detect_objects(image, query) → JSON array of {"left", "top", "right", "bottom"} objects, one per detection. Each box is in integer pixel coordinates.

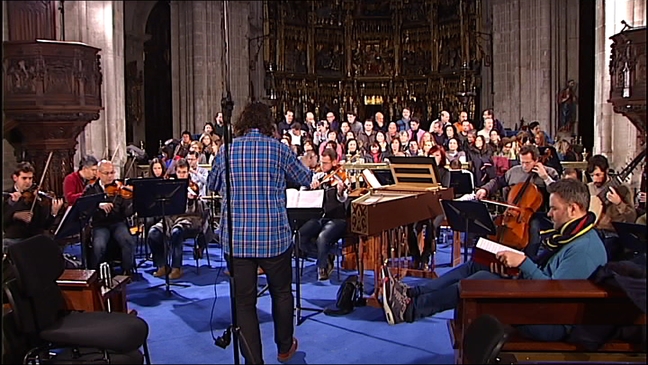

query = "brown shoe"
[
  {"left": 277, "top": 337, "right": 298, "bottom": 363},
  {"left": 169, "top": 268, "right": 183, "bottom": 280},
  {"left": 153, "top": 266, "right": 169, "bottom": 277}
]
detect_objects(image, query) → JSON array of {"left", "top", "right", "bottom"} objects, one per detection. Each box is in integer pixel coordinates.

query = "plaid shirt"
[{"left": 208, "top": 129, "right": 313, "bottom": 258}]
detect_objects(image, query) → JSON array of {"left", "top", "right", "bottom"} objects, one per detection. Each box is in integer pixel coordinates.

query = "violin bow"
[{"left": 30, "top": 151, "right": 54, "bottom": 214}]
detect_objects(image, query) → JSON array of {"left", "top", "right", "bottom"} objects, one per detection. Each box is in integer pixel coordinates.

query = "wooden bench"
[{"left": 450, "top": 280, "right": 646, "bottom": 364}]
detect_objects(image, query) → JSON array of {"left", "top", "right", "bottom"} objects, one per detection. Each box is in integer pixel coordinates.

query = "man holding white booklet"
[{"left": 381, "top": 179, "right": 607, "bottom": 342}]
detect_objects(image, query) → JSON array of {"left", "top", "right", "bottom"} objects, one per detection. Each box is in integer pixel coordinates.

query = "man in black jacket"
[
  {"left": 298, "top": 148, "right": 349, "bottom": 281},
  {"left": 3, "top": 162, "right": 64, "bottom": 253},
  {"left": 83, "top": 160, "right": 135, "bottom": 273}
]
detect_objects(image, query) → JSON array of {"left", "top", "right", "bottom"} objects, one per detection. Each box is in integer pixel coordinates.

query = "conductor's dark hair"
[{"left": 234, "top": 102, "right": 275, "bottom": 138}]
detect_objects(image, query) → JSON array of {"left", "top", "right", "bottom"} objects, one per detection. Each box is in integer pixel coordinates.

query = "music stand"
[
  {"left": 54, "top": 193, "right": 104, "bottom": 269},
  {"left": 441, "top": 200, "right": 496, "bottom": 263},
  {"left": 286, "top": 188, "right": 325, "bottom": 325},
  {"left": 449, "top": 171, "right": 474, "bottom": 195},
  {"left": 612, "top": 222, "right": 647, "bottom": 254},
  {"left": 289, "top": 208, "right": 325, "bottom": 325},
  {"left": 131, "top": 178, "right": 190, "bottom": 296}
]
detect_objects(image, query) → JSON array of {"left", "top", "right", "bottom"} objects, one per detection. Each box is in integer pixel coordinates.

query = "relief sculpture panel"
[{"left": 265, "top": 0, "right": 482, "bottom": 122}]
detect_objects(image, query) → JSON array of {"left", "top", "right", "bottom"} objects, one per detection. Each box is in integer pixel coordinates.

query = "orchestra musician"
[
  {"left": 474, "top": 145, "right": 560, "bottom": 259},
  {"left": 381, "top": 179, "right": 606, "bottom": 344},
  {"left": 63, "top": 155, "right": 99, "bottom": 205},
  {"left": 185, "top": 151, "right": 209, "bottom": 196},
  {"left": 2, "top": 162, "right": 64, "bottom": 253},
  {"left": 147, "top": 158, "right": 204, "bottom": 280},
  {"left": 586, "top": 154, "right": 636, "bottom": 260},
  {"left": 298, "top": 148, "right": 349, "bottom": 281},
  {"left": 407, "top": 146, "right": 451, "bottom": 270},
  {"left": 83, "top": 160, "right": 136, "bottom": 275}
]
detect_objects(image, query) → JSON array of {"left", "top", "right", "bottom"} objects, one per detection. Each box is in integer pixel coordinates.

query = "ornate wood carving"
[
  {"left": 609, "top": 26, "right": 646, "bottom": 140},
  {"left": 6, "top": 1, "right": 57, "bottom": 41},
  {"left": 609, "top": 26, "right": 646, "bottom": 195},
  {"left": 264, "top": 0, "right": 482, "bottom": 123},
  {"left": 3, "top": 41, "right": 103, "bottom": 195}
]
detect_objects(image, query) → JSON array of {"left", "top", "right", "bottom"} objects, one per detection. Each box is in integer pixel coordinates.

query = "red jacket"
[{"left": 63, "top": 171, "right": 86, "bottom": 206}]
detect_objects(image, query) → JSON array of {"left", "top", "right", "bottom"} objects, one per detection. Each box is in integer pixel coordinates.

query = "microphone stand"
[{"left": 213, "top": 2, "right": 254, "bottom": 364}]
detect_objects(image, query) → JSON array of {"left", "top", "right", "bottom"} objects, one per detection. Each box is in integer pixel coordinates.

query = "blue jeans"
[
  {"left": 410, "top": 260, "right": 499, "bottom": 319},
  {"left": 92, "top": 222, "right": 135, "bottom": 271},
  {"left": 298, "top": 218, "right": 347, "bottom": 269},
  {"left": 148, "top": 226, "right": 184, "bottom": 269}
]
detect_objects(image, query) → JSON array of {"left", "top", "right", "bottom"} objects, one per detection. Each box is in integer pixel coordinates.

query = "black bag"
[{"left": 323, "top": 275, "right": 365, "bottom": 316}]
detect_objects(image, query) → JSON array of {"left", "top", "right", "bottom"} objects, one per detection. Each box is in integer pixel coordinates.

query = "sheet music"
[
  {"left": 54, "top": 205, "right": 74, "bottom": 236},
  {"left": 362, "top": 169, "right": 382, "bottom": 189},
  {"left": 456, "top": 193, "right": 477, "bottom": 201},
  {"left": 476, "top": 237, "right": 524, "bottom": 255},
  {"left": 286, "top": 188, "right": 324, "bottom": 209}
]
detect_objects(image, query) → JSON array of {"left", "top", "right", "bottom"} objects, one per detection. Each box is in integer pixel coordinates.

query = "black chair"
[
  {"left": 463, "top": 314, "right": 511, "bottom": 364},
  {"left": 4, "top": 235, "right": 152, "bottom": 364}
]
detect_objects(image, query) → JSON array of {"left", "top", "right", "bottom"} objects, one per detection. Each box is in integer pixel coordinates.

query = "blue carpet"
[{"left": 66, "top": 238, "right": 464, "bottom": 364}]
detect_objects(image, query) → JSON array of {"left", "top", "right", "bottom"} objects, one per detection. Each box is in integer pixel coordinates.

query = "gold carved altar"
[{"left": 263, "top": 0, "right": 485, "bottom": 123}]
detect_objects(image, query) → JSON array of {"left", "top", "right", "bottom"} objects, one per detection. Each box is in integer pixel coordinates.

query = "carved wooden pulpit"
[
  {"left": 608, "top": 26, "right": 647, "bottom": 191},
  {"left": 3, "top": 40, "right": 103, "bottom": 195},
  {"left": 2, "top": 1, "right": 103, "bottom": 195}
]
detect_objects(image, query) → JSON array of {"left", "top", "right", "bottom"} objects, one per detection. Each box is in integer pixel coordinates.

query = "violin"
[
  {"left": 188, "top": 179, "right": 200, "bottom": 197},
  {"left": 4, "top": 186, "right": 58, "bottom": 205},
  {"left": 487, "top": 160, "right": 545, "bottom": 250},
  {"left": 318, "top": 165, "right": 348, "bottom": 189},
  {"left": 104, "top": 181, "right": 134, "bottom": 200}
]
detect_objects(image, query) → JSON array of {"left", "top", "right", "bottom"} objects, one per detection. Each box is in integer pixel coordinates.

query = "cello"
[{"left": 486, "top": 155, "right": 549, "bottom": 250}]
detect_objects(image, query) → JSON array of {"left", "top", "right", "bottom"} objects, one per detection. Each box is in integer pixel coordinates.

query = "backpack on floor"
[{"left": 323, "top": 275, "right": 365, "bottom": 316}]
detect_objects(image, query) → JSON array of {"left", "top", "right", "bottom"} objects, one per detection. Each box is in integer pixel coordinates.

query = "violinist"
[
  {"left": 586, "top": 155, "right": 636, "bottom": 260},
  {"left": 148, "top": 158, "right": 204, "bottom": 280},
  {"left": 186, "top": 151, "right": 208, "bottom": 196},
  {"left": 63, "top": 156, "right": 99, "bottom": 206},
  {"left": 3, "top": 162, "right": 64, "bottom": 252},
  {"left": 298, "top": 148, "right": 349, "bottom": 281},
  {"left": 83, "top": 160, "right": 136, "bottom": 275},
  {"left": 149, "top": 157, "right": 167, "bottom": 178},
  {"left": 474, "top": 145, "right": 560, "bottom": 258}
]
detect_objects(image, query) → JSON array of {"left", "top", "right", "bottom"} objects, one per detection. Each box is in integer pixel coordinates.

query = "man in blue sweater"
[{"left": 382, "top": 178, "right": 607, "bottom": 342}]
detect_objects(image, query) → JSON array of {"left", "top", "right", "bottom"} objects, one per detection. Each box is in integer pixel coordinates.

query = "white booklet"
[
  {"left": 286, "top": 188, "right": 324, "bottom": 209},
  {"left": 476, "top": 237, "right": 524, "bottom": 255}
]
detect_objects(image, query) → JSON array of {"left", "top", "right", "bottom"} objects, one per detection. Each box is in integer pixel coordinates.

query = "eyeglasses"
[{"left": 101, "top": 171, "right": 116, "bottom": 175}]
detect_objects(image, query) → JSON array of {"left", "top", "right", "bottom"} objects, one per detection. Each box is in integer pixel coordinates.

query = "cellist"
[{"left": 474, "top": 145, "right": 560, "bottom": 259}]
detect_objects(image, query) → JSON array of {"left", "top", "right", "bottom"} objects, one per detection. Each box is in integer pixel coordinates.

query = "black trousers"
[{"left": 227, "top": 247, "right": 294, "bottom": 364}]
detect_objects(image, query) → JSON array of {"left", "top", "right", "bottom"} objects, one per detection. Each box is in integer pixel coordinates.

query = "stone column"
[
  {"left": 594, "top": 0, "right": 645, "bottom": 174},
  {"left": 490, "top": 0, "right": 579, "bottom": 133},
  {"left": 228, "top": 2, "right": 252, "bottom": 118},
  {"left": 171, "top": 1, "right": 225, "bottom": 137},
  {"left": 64, "top": 0, "right": 127, "bottom": 177}
]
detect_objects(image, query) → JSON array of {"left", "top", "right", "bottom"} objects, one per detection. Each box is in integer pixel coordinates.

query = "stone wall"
[
  {"left": 63, "top": 0, "right": 127, "bottom": 177},
  {"left": 488, "top": 0, "right": 579, "bottom": 134}
]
